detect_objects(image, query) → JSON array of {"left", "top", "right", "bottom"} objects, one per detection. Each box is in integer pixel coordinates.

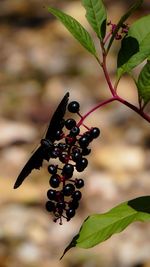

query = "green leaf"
[
  {"left": 128, "top": 14, "right": 150, "bottom": 43},
  {"left": 82, "top": 0, "right": 107, "bottom": 40},
  {"left": 61, "top": 196, "right": 150, "bottom": 258},
  {"left": 118, "top": 32, "right": 150, "bottom": 77},
  {"left": 117, "top": 14, "right": 150, "bottom": 77},
  {"left": 107, "top": 0, "right": 143, "bottom": 53},
  {"left": 138, "top": 60, "right": 150, "bottom": 106},
  {"left": 48, "top": 7, "right": 97, "bottom": 58}
]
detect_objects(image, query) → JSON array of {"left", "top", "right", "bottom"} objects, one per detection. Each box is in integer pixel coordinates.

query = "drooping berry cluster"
[{"left": 45, "top": 100, "right": 100, "bottom": 224}]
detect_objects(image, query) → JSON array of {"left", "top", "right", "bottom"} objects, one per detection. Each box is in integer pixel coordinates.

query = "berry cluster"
[{"left": 45, "top": 100, "right": 100, "bottom": 224}]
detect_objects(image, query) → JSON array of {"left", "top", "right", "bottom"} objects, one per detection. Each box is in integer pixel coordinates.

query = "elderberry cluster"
[{"left": 45, "top": 100, "right": 100, "bottom": 224}]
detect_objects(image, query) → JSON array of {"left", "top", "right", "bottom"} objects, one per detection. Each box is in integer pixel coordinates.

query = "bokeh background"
[{"left": 0, "top": 0, "right": 150, "bottom": 267}]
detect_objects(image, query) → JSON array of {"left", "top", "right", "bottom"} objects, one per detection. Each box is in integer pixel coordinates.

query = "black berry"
[
  {"left": 45, "top": 201, "right": 55, "bottom": 212},
  {"left": 47, "top": 189, "right": 56, "bottom": 200},
  {"left": 82, "top": 147, "right": 91, "bottom": 156},
  {"left": 90, "top": 127, "right": 100, "bottom": 138},
  {"left": 76, "top": 158, "right": 88, "bottom": 172},
  {"left": 55, "top": 130, "right": 63, "bottom": 140},
  {"left": 72, "top": 151, "right": 82, "bottom": 162},
  {"left": 62, "top": 164, "right": 74, "bottom": 178},
  {"left": 68, "top": 101, "right": 80, "bottom": 113},
  {"left": 49, "top": 174, "right": 60, "bottom": 188},
  {"left": 56, "top": 201, "right": 66, "bottom": 210},
  {"left": 59, "top": 153, "right": 69, "bottom": 163},
  {"left": 65, "top": 118, "right": 76, "bottom": 130},
  {"left": 66, "top": 208, "right": 75, "bottom": 219},
  {"left": 63, "top": 183, "right": 75, "bottom": 196},
  {"left": 72, "top": 190, "right": 82, "bottom": 201},
  {"left": 75, "top": 178, "right": 84, "bottom": 189},
  {"left": 48, "top": 164, "right": 58, "bottom": 174},
  {"left": 70, "top": 126, "right": 80, "bottom": 136},
  {"left": 68, "top": 200, "right": 79, "bottom": 209},
  {"left": 78, "top": 136, "right": 90, "bottom": 148}
]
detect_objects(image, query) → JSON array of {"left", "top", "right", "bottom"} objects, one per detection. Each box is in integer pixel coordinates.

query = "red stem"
[{"left": 77, "top": 97, "right": 117, "bottom": 127}]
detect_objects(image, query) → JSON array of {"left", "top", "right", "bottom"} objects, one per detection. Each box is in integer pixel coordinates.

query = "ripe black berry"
[
  {"left": 78, "top": 136, "right": 90, "bottom": 148},
  {"left": 72, "top": 190, "right": 82, "bottom": 201},
  {"left": 56, "top": 201, "right": 66, "bottom": 210},
  {"left": 70, "top": 126, "right": 80, "bottom": 136},
  {"left": 68, "top": 101, "right": 80, "bottom": 113},
  {"left": 47, "top": 189, "right": 56, "bottom": 200},
  {"left": 66, "top": 208, "right": 75, "bottom": 219},
  {"left": 48, "top": 164, "right": 58, "bottom": 174},
  {"left": 63, "top": 183, "right": 75, "bottom": 196},
  {"left": 75, "top": 178, "right": 84, "bottom": 189},
  {"left": 59, "top": 153, "right": 69, "bottom": 163},
  {"left": 65, "top": 118, "right": 76, "bottom": 130},
  {"left": 49, "top": 174, "right": 60, "bottom": 188},
  {"left": 55, "top": 130, "right": 63, "bottom": 140},
  {"left": 68, "top": 200, "right": 79, "bottom": 209},
  {"left": 72, "top": 151, "right": 82, "bottom": 162},
  {"left": 45, "top": 201, "right": 55, "bottom": 212},
  {"left": 90, "top": 127, "right": 100, "bottom": 138},
  {"left": 82, "top": 147, "right": 91, "bottom": 156},
  {"left": 62, "top": 164, "right": 74, "bottom": 178},
  {"left": 76, "top": 157, "right": 88, "bottom": 172}
]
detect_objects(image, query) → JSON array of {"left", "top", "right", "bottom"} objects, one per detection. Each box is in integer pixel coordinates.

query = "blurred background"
[{"left": 0, "top": 0, "right": 150, "bottom": 266}]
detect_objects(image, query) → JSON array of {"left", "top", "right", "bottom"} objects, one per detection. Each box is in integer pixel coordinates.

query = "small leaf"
[
  {"left": 48, "top": 7, "right": 97, "bottom": 58},
  {"left": 138, "top": 60, "right": 150, "bottom": 106},
  {"left": 82, "top": 0, "right": 107, "bottom": 40},
  {"left": 117, "top": 14, "right": 150, "bottom": 77},
  {"left": 62, "top": 196, "right": 150, "bottom": 258},
  {"left": 107, "top": 0, "right": 143, "bottom": 53}
]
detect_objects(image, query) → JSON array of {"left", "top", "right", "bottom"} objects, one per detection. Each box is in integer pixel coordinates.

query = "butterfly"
[{"left": 14, "top": 92, "right": 69, "bottom": 189}]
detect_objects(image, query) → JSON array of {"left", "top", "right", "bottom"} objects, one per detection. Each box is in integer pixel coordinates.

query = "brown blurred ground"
[{"left": 0, "top": 1, "right": 150, "bottom": 267}]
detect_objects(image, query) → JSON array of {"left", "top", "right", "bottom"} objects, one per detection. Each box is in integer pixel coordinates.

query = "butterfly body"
[{"left": 14, "top": 92, "right": 69, "bottom": 189}]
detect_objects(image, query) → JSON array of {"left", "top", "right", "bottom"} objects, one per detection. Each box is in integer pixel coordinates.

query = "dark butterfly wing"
[
  {"left": 14, "top": 92, "right": 69, "bottom": 189},
  {"left": 14, "top": 146, "right": 45, "bottom": 189},
  {"left": 45, "top": 92, "right": 69, "bottom": 142}
]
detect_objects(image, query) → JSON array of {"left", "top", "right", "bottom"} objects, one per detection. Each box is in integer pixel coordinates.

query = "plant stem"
[{"left": 77, "top": 97, "right": 117, "bottom": 127}]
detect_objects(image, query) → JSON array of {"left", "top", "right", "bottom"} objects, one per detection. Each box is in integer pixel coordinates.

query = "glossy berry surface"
[
  {"left": 49, "top": 174, "right": 60, "bottom": 188},
  {"left": 65, "top": 118, "right": 76, "bottom": 130},
  {"left": 47, "top": 189, "right": 56, "bottom": 200},
  {"left": 75, "top": 179, "right": 84, "bottom": 189},
  {"left": 78, "top": 136, "right": 90, "bottom": 148},
  {"left": 90, "top": 127, "right": 100, "bottom": 138},
  {"left": 76, "top": 158, "right": 88, "bottom": 172},
  {"left": 70, "top": 126, "right": 80, "bottom": 136},
  {"left": 82, "top": 147, "right": 91, "bottom": 156},
  {"left": 59, "top": 153, "right": 69, "bottom": 163},
  {"left": 72, "top": 190, "right": 82, "bottom": 201},
  {"left": 68, "top": 200, "right": 79, "bottom": 209},
  {"left": 48, "top": 164, "right": 57, "bottom": 174},
  {"left": 45, "top": 201, "right": 55, "bottom": 212},
  {"left": 62, "top": 164, "right": 74, "bottom": 177},
  {"left": 66, "top": 208, "right": 75, "bottom": 219},
  {"left": 72, "top": 151, "right": 82, "bottom": 162},
  {"left": 63, "top": 183, "right": 75, "bottom": 196},
  {"left": 68, "top": 101, "right": 80, "bottom": 113}
]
